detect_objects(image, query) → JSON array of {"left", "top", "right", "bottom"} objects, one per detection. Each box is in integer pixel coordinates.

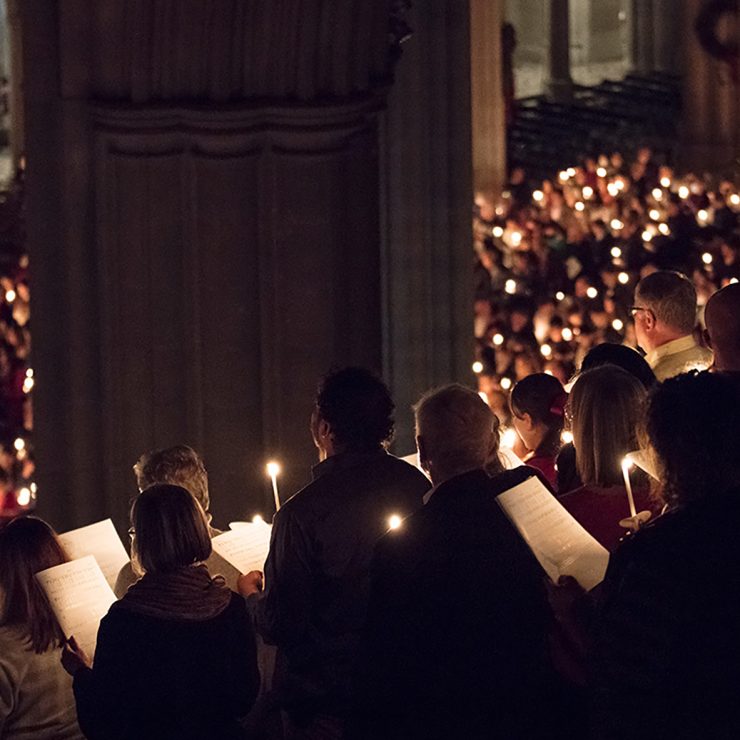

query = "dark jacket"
[
  {"left": 255, "top": 450, "right": 429, "bottom": 722},
  {"left": 592, "top": 486, "right": 740, "bottom": 738},
  {"left": 352, "top": 467, "right": 563, "bottom": 740},
  {"left": 73, "top": 592, "right": 259, "bottom": 740}
]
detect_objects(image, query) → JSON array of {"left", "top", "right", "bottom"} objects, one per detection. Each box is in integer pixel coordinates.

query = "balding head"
[
  {"left": 414, "top": 384, "right": 499, "bottom": 485},
  {"left": 706, "top": 283, "right": 740, "bottom": 372}
]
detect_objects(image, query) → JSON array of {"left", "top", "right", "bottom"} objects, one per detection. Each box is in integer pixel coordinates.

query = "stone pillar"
[
  {"left": 20, "top": 0, "right": 406, "bottom": 532},
  {"left": 546, "top": 0, "right": 573, "bottom": 101},
  {"left": 470, "top": 0, "right": 507, "bottom": 197},
  {"left": 380, "top": 0, "right": 474, "bottom": 455},
  {"left": 630, "top": 0, "right": 655, "bottom": 73},
  {"left": 679, "top": 0, "right": 739, "bottom": 171}
]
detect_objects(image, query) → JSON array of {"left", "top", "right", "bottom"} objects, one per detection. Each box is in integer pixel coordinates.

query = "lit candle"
[
  {"left": 388, "top": 514, "right": 402, "bottom": 531},
  {"left": 621, "top": 458, "right": 637, "bottom": 518},
  {"left": 266, "top": 461, "right": 281, "bottom": 512}
]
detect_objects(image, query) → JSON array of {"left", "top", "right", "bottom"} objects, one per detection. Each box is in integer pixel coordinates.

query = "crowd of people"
[
  {"left": 473, "top": 147, "right": 739, "bottom": 424},
  {"left": 0, "top": 170, "right": 34, "bottom": 521},
  {"left": 1, "top": 322, "right": 740, "bottom": 738},
  {"left": 0, "top": 147, "right": 739, "bottom": 738}
]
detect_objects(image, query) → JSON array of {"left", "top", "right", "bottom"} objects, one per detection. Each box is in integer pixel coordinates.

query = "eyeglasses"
[{"left": 630, "top": 305, "right": 651, "bottom": 317}]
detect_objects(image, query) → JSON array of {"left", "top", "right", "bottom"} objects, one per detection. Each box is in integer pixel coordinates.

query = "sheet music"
[
  {"left": 211, "top": 522, "right": 272, "bottom": 575},
  {"left": 497, "top": 475, "right": 609, "bottom": 591},
  {"left": 35, "top": 556, "right": 116, "bottom": 660},
  {"left": 58, "top": 519, "right": 130, "bottom": 590}
]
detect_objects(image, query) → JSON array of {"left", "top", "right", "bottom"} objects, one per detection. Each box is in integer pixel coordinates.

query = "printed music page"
[
  {"left": 58, "top": 519, "right": 130, "bottom": 590},
  {"left": 35, "top": 556, "right": 116, "bottom": 660},
  {"left": 497, "top": 475, "right": 609, "bottom": 591},
  {"left": 212, "top": 522, "right": 272, "bottom": 575}
]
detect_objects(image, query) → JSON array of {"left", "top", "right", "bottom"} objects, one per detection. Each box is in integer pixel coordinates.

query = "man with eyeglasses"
[{"left": 631, "top": 270, "right": 712, "bottom": 381}]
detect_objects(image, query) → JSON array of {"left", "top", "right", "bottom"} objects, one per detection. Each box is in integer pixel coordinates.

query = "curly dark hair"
[
  {"left": 647, "top": 371, "right": 740, "bottom": 507},
  {"left": 315, "top": 367, "right": 394, "bottom": 450}
]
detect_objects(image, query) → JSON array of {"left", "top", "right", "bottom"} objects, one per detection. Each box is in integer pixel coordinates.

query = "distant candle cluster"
[{"left": 473, "top": 147, "right": 738, "bottom": 427}]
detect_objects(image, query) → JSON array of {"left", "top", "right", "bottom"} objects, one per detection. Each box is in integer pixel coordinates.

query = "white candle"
[
  {"left": 621, "top": 458, "right": 637, "bottom": 518},
  {"left": 266, "top": 461, "right": 281, "bottom": 512}
]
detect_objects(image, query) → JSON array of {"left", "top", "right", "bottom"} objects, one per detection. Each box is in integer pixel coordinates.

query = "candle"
[
  {"left": 621, "top": 457, "right": 637, "bottom": 518},
  {"left": 388, "top": 514, "right": 402, "bottom": 531},
  {"left": 266, "top": 461, "right": 281, "bottom": 512}
]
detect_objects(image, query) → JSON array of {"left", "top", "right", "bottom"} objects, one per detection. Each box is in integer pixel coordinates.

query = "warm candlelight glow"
[
  {"left": 730, "top": 194, "right": 740, "bottom": 207},
  {"left": 678, "top": 185, "right": 690, "bottom": 199},
  {"left": 500, "top": 377, "right": 512, "bottom": 391},
  {"left": 575, "top": 201, "right": 585, "bottom": 212},
  {"left": 492, "top": 225, "right": 504, "bottom": 238},
  {"left": 612, "top": 318, "right": 624, "bottom": 331},
  {"left": 702, "top": 252, "right": 713, "bottom": 265},
  {"left": 532, "top": 189, "right": 544, "bottom": 202},
  {"left": 17, "top": 487, "right": 31, "bottom": 507},
  {"left": 561, "top": 430, "right": 574, "bottom": 444},
  {"left": 505, "top": 279, "right": 517, "bottom": 295},
  {"left": 562, "top": 327, "right": 573, "bottom": 341},
  {"left": 610, "top": 218, "right": 623, "bottom": 231},
  {"left": 13, "top": 438, "right": 24, "bottom": 452},
  {"left": 252, "top": 514, "right": 264, "bottom": 525},
  {"left": 658, "top": 223, "right": 670, "bottom": 236},
  {"left": 586, "top": 287, "right": 598, "bottom": 299},
  {"left": 642, "top": 230, "right": 653, "bottom": 242},
  {"left": 621, "top": 457, "right": 637, "bottom": 518},
  {"left": 651, "top": 188, "right": 663, "bottom": 200},
  {"left": 266, "top": 461, "right": 281, "bottom": 478},
  {"left": 540, "top": 343, "right": 552, "bottom": 357},
  {"left": 649, "top": 209, "right": 661, "bottom": 221},
  {"left": 555, "top": 291, "right": 565, "bottom": 301},
  {"left": 501, "top": 428, "right": 518, "bottom": 449},
  {"left": 610, "top": 246, "right": 622, "bottom": 258},
  {"left": 697, "top": 209, "right": 709, "bottom": 223},
  {"left": 5, "top": 289, "right": 16, "bottom": 302},
  {"left": 660, "top": 176, "right": 671, "bottom": 188},
  {"left": 596, "top": 167, "right": 607, "bottom": 178},
  {"left": 388, "top": 514, "right": 402, "bottom": 530},
  {"left": 510, "top": 231, "right": 522, "bottom": 247},
  {"left": 582, "top": 186, "right": 593, "bottom": 199},
  {"left": 618, "top": 272, "right": 630, "bottom": 285},
  {"left": 493, "top": 333, "right": 504, "bottom": 346}
]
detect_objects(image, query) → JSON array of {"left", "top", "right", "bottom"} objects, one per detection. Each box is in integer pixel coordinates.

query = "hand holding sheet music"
[
  {"left": 35, "top": 555, "right": 116, "bottom": 660},
  {"left": 496, "top": 475, "right": 609, "bottom": 591}
]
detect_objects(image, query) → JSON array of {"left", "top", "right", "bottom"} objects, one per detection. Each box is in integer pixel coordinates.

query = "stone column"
[
  {"left": 470, "top": 0, "right": 507, "bottom": 198},
  {"left": 630, "top": 0, "right": 655, "bottom": 73},
  {"left": 679, "top": 0, "right": 739, "bottom": 171},
  {"left": 546, "top": 0, "right": 573, "bottom": 101},
  {"left": 380, "top": 0, "right": 474, "bottom": 455},
  {"left": 20, "top": 0, "right": 407, "bottom": 532}
]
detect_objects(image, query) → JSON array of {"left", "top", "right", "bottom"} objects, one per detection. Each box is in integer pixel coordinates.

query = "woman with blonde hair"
[
  {"left": 558, "top": 365, "right": 659, "bottom": 550},
  {"left": 0, "top": 517, "right": 83, "bottom": 739},
  {"left": 63, "top": 484, "right": 259, "bottom": 739}
]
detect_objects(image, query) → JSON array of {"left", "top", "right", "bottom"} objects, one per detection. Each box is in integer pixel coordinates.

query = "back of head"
[
  {"left": 570, "top": 366, "right": 646, "bottom": 486},
  {"left": 579, "top": 343, "right": 657, "bottom": 389},
  {"left": 510, "top": 373, "right": 566, "bottom": 455},
  {"left": 414, "top": 384, "right": 499, "bottom": 482},
  {"left": 131, "top": 484, "right": 212, "bottom": 575},
  {"left": 705, "top": 283, "right": 740, "bottom": 372},
  {"left": 647, "top": 371, "right": 740, "bottom": 507},
  {"left": 315, "top": 367, "right": 394, "bottom": 451},
  {"left": 0, "top": 517, "right": 66, "bottom": 652},
  {"left": 134, "top": 445, "right": 209, "bottom": 514},
  {"left": 635, "top": 270, "right": 697, "bottom": 335}
]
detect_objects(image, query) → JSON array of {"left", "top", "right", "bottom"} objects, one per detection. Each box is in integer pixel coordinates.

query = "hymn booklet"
[
  {"left": 35, "top": 555, "right": 116, "bottom": 660},
  {"left": 497, "top": 475, "right": 609, "bottom": 591},
  {"left": 211, "top": 519, "right": 272, "bottom": 575}
]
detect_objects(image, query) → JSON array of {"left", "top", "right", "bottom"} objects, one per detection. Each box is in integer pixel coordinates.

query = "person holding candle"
[
  {"left": 63, "top": 484, "right": 259, "bottom": 740},
  {"left": 0, "top": 517, "right": 83, "bottom": 739},
  {"left": 240, "top": 367, "right": 429, "bottom": 740},
  {"left": 509, "top": 373, "right": 567, "bottom": 491},
  {"left": 592, "top": 371, "right": 740, "bottom": 737},
  {"left": 632, "top": 270, "right": 712, "bottom": 381},
  {"left": 558, "top": 365, "right": 659, "bottom": 551},
  {"left": 352, "top": 384, "right": 566, "bottom": 740}
]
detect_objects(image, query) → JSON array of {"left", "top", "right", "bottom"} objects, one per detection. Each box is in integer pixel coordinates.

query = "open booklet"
[
  {"left": 497, "top": 475, "right": 610, "bottom": 591},
  {"left": 35, "top": 555, "right": 116, "bottom": 660},
  {"left": 211, "top": 519, "right": 272, "bottom": 575},
  {"left": 58, "top": 519, "right": 130, "bottom": 590}
]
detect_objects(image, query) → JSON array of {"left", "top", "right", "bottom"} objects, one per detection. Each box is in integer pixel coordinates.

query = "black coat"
[
  {"left": 592, "top": 486, "right": 740, "bottom": 739},
  {"left": 255, "top": 450, "right": 429, "bottom": 722},
  {"left": 73, "top": 592, "right": 259, "bottom": 740},
  {"left": 352, "top": 467, "right": 564, "bottom": 740}
]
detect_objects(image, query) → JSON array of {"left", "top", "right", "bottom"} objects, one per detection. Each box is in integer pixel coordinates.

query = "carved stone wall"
[{"left": 20, "top": 1, "right": 397, "bottom": 531}]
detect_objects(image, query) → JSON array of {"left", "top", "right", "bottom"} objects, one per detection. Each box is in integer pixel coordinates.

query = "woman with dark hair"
[
  {"left": 62, "top": 485, "right": 259, "bottom": 740},
  {"left": 558, "top": 366, "right": 659, "bottom": 551},
  {"left": 593, "top": 371, "right": 740, "bottom": 737},
  {"left": 0, "top": 517, "right": 83, "bottom": 739},
  {"left": 510, "top": 373, "right": 567, "bottom": 490}
]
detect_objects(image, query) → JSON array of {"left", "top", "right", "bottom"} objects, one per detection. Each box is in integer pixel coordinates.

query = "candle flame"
[{"left": 266, "top": 461, "right": 281, "bottom": 478}]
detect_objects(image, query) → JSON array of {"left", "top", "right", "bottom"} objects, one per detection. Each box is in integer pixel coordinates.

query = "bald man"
[{"left": 705, "top": 282, "right": 740, "bottom": 372}]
